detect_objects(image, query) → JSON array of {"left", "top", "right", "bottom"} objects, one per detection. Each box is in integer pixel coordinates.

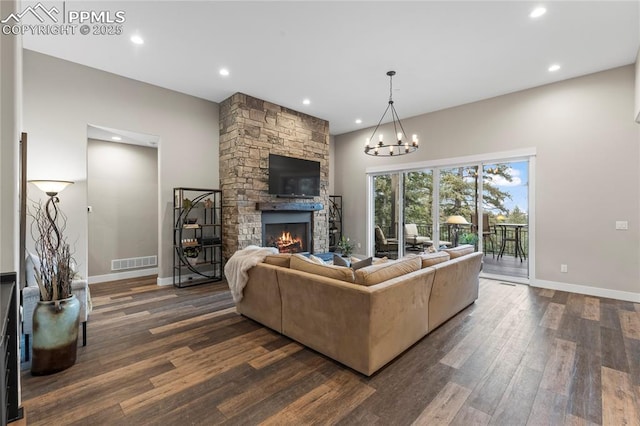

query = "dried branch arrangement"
[{"left": 30, "top": 199, "right": 74, "bottom": 302}]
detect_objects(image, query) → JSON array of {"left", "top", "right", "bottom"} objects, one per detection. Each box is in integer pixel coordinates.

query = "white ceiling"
[{"left": 21, "top": 1, "right": 640, "bottom": 136}]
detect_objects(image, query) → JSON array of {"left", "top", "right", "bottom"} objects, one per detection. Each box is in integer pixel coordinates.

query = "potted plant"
[
  {"left": 336, "top": 235, "right": 355, "bottom": 258},
  {"left": 29, "top": 195, "right": 80, "bottom": 375},
  {"left": 183, "top": 246, "right": 200, "bottom": 266},
  {"left": 459, "top": 232, "right": 479, "bottom": 246}
]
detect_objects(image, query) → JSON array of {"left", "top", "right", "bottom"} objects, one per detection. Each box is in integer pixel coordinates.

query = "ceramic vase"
[{"left": 31, "top": 295, "right": 80, "bottom": 375}]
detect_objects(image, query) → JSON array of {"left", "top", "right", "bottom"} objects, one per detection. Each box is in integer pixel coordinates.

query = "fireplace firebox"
[{"left": 261, "top": 211, "right": 313, "bottom": 254}]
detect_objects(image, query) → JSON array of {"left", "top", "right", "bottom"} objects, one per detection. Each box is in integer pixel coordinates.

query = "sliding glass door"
[
  {"left": 373, "top": 174, "right": 400, "bottom": 259},
  {"left": 368, "top": 157, "right": 531, "bottom": 281},
  {"left": 402, "top": 170, "right": 434, "bottom": 253}
]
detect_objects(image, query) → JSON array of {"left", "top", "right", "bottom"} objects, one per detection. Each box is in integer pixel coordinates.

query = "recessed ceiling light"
[
  {"left": 530, "top": 7, "right": 546, "bottom": 18},
  {"left": 302, "top": 99, "right": 311, "bottom": 105},
  {"left": 219, "top": 68, "right": 229, "bottom": 76},
  {"left": 355, "top": 119, "right": 362, "bottom": 124},
  {"left": 111, "top": 136, "right": 122, "bottom": 141},
  {"left": 130, "top": 35, "right": 144, "bottom": 45},
  {"left": 548, "top": 64, "right": 561, "bottom": 72}
]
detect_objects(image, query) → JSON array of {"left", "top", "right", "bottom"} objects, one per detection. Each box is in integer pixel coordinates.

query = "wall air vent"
[{"left": 111, "top": 255, "right": 157, "bottom": 271}]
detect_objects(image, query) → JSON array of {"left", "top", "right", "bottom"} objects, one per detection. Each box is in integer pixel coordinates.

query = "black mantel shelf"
[{"left": 256, "top": 202, "right": 324, "bottom": 211}]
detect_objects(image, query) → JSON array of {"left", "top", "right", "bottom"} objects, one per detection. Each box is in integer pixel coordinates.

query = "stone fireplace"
[{"left": 219, "top": 93, "right": 330, "bottom": 261}]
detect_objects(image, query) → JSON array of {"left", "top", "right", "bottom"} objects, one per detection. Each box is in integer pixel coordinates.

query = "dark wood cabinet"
[{"left": 0, "top": 273, "right": 22, "bottom": 425}]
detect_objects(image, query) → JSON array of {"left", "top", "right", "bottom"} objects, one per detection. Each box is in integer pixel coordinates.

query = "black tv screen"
[{"left": 268, "top": 154, "right": 320, "bottom": 197}]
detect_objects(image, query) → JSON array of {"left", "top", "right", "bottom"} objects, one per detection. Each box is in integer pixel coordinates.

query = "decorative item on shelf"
[
  {"left": 446, "top": 215, "right": 469, "bottom": 247},
  {"left": 364, "top": 71, "right": 419, "bottom": 157},
  {"left": 336, "top": 235, "right": 355, "bottom": 258},
  {"left": 183, "top": 246, "right": 200, "bottom": 266},
  {"left": 182, "top": 198, "right": 192, "bottom": 209},
  {"left": 204, "top": 198, "right": 213, "bottom": 209},
  {"left": 181, "top": 238, "right": 199, "bottom": 247},
  {"left": 183, "top": 217, "right": 199, "bottom": 228},
  {"left": 27, "top": 179, "right": 80, "bottom": 376}
]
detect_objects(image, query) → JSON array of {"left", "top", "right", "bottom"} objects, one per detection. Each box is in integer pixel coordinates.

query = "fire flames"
[{"left": 275, "top": 231, "right": 303, "bottom": 253}]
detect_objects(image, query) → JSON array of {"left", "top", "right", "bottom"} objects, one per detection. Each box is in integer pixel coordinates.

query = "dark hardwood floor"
[{"left": 20, "top": 276, "right": 640, "bottom": 425}]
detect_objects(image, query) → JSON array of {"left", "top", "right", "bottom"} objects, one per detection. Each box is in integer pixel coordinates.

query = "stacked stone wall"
[{"left": 219, "top": 93, "right": 330, "bottom": 261}]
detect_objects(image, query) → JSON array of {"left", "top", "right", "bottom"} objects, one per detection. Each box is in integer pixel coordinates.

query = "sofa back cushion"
[
  {"left": 263, "top": 253, "right": 292, "bottom": 268},
  {"left": 419, "top": 251, "right": 450, "bottom": 268},
  {"left": 354, "top": 256, "right": 421, "bottom": 286},
  {"left": 290, "top": 254, "right": 355, "bottom": 283},
  {"left": 443, "top": 244, "right": 475, "bottom": 259}
]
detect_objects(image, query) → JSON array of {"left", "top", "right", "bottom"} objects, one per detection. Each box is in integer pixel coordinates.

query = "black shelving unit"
[
  {"left": 173, "top": 188, "right": 223, "bottom": 288},
  {"left": 328, "top": 195, "right": 343, "bottom": 252}
]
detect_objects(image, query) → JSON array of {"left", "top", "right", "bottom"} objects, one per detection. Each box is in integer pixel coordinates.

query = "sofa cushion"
[
  {"left": 354, "top": 256, "right": 421, "bottom": 286},
  {"left": 290, "top": 254, "right": 354, "bottom": 283},
  {"left": 419, "top": 251, "right": 450, "bottom": 268},
  {"left": 263, "top": 253, "right": 291, "bottom": 268},
  {"left": 443, "top": 244, "right": 475, "bottom": 259}
]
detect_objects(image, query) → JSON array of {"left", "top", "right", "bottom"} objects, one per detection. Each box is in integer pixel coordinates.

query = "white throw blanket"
[{"left": 225, "top": 245, "right": 278, "bottom": 303}]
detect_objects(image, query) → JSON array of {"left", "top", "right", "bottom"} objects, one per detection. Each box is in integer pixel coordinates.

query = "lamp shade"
[
  {"left": 446, "top": 215, "right": 469, "bottom": 225},
  {"left": 29, "top": 180, "right": 74, "bottom": 196}
]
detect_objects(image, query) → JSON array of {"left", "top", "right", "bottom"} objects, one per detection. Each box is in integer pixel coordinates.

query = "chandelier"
[{"left": 364, "top": 71, "right": 419, "bottom": 156}]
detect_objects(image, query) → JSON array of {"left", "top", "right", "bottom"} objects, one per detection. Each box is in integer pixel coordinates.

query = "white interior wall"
[
  {"left": 335, "top": 65, "right": 640, "bottom": 301},
  {"left": 87, "top": 139, "right": 158, "bottom": 278},
  {"left": 23, "top": 50, "right": 219, "bottom": 282},
  {"left": 0, "top": 0, "right": 22, "bottom": 276}
]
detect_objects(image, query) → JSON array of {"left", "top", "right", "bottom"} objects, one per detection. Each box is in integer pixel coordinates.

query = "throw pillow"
[
  {"left": 333, "top": 254, "right": 350, "bottom": 267},
  {"left": 351, "top": 257, "right": 372, "bottom": 271},
  {"left": 373, "top": 256, "right": 388, "bottom": 264}
]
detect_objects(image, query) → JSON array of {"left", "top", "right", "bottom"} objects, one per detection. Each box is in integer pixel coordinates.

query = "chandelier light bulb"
[
  {"left": 389, "top": 145, "right": 393, "bottom": 155},
  {"left": 397, "top": 132, "right": 403, "bottom": 141},
  {"left": 365, "top": 138, "right": 370, "bottom": 147}
]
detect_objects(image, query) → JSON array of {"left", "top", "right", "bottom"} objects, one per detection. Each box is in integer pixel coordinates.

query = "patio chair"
[
  {"left": 404, "top": 223, "right": 431, "bottom": 250},
  {"left": 471, "top": 213, "right": 496, "bottom": 257},
  {"left": 374, "top": 226, "right": 399, "bottom": 257}
]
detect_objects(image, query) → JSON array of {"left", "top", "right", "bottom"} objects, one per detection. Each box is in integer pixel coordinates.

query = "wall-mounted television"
[{"left": 268, "top": 154, "right": 320, "bottom": 198}]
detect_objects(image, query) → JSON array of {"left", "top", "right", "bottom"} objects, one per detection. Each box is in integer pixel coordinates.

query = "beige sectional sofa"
[{"left": 236, "top": 245, "right": 483, "bottom": 376}]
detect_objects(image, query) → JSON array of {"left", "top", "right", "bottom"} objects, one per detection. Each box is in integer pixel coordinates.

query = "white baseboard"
[
  {"left": 533, "top": 279, "right": 640, "bottom": 303},
  {"left": 88, "top": 268, "right": 158, "bottom": 284},
  {"left": 156, "top": 276, "right": 173, "bottom": 286}
]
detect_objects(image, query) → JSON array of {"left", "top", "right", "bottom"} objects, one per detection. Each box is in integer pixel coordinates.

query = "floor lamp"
[{"left": 446, "top": 215, "right": 469, "bottom": 247}]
